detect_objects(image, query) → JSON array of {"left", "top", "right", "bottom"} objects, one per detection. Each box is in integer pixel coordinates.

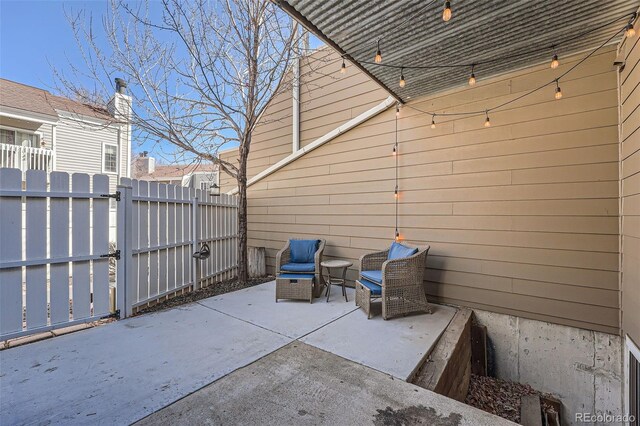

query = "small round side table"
[{"left": 321, "top": 259, "right": 353, "bottom": 302}]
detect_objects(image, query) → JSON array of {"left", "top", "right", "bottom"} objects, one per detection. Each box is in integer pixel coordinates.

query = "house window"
[
  {"left": 0, "top": 128, "right": 40, "bottom": 147},
  {"left": 103, "top": 144, "right": 118, "bottom": 173}
]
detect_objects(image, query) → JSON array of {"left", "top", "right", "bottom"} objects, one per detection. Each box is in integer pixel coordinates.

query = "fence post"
[
  {"left": 192, "top": 193, "right": 199, "bottom": 291},
  {"left": 116, "top": 182, "right": 133, "bottom": 318}
]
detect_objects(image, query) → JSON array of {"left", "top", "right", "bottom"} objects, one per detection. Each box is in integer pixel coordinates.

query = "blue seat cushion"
[
  {"left": 388, "top": 242, "right": 418, "bottom": 260},
  {"left": 280, "top": 262, "right": 316, "bottom": 272},
  {"left": 289, "top": 239, "right": 319, "bottom": 263},
  {"left": 278, "top": 273, "right": 315, "bottom": 280},
  {"left": 361, "top": 270, "right": 382, "bottom": 284},
  {"left": 359, "top": 279, "right": 382, "bottom": 296}
]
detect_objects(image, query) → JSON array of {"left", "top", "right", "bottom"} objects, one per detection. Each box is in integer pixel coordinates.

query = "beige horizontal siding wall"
[
  {"left": 218, "top": 48, "right": 387, "bottom": 192},
  {"left": 246, "top": 46, "right": 621, "bottom": 334},
  {"left": 620, "top": 19, "right": 640, "bottom": 345}
]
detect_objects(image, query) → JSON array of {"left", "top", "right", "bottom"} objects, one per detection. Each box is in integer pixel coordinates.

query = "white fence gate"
[
  {"left": 0, "top": 168, "right": 112, "bottom": 341},
  {"left": 0, "top": 168, "right": 239, "bottom": 341},
  {"left": 116, "top": 179, "right": 238, "bottom": 317}
]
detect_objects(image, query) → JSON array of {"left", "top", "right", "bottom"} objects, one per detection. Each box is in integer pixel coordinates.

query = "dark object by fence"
[{"left": 193, "top": 243, "right": 211, "bottom": 260}]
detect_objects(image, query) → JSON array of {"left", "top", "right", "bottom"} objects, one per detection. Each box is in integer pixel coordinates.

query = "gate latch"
[
  {"left": 100, "top": 249, "right": 121, "bottom": 260},
  {"left": 100, "top": 191, "right": 121, "bottom": 202}
]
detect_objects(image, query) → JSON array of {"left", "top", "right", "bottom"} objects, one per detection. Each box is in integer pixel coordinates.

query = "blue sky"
[{"left": 0, "top": 1, "right": 109, "bottom": 91}]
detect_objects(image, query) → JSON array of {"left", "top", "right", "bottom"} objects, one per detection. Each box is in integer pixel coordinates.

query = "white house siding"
[{"left": 54, "top": 117, "right": 124, "bottom": 194}]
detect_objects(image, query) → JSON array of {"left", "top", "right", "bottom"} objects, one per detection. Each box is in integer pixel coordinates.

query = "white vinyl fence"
[
  {"left": 0, "top": 168, "right": 111, "bottom": 341},
  {"left": 0, "top": 168, "right": 239, "bottom": 341},
  {"left": 117, "top": 179, "right": 238, "bottom": 316}
]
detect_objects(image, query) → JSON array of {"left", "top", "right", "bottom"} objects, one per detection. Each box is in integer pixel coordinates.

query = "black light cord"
[
  {"left": 395, "top": 106, "right": 399, "bottom": 239},
  {"left": 403, "top": 24, "right": 626, "bottom": 119},
  {"left": 357, "top": 12, "right": 635, "bottom": 71}
]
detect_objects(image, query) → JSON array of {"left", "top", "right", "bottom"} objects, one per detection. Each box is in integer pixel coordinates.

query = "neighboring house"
[
  {"left": 0, "top": 78, "right": 131, "bottom": 193},
  {"left": 132, "top": 152, "right": 219, "bottom": 193}
]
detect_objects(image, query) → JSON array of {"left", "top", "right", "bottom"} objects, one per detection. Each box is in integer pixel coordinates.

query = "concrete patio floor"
[
  {"left": 1, "top": 281, "right": 458, "bottom": 425},
  {"left": 136, "top": 342, "right": 513, "bottom": 426}
]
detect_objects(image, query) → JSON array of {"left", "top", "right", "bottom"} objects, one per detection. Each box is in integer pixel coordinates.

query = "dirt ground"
[{"left": 465, "top": 374, "right": 556, "bottom": 424}]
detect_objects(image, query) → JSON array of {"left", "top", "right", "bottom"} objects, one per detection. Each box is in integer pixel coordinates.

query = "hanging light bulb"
[
  {"left": 468, "top": 65, "right": 476, "bottom": 86},
  {"left": 550, "top": 53, "right": 559, "bottom": 69},
  {"left": 394, "top": 185, "right": 399, "bottom": 199},
  {"left": 395, "top": 230, "right": 401, "bottom": 242},
  {"left": 626, "top": 23, "right": 636, "bottom": 38},
  {"left": 555, "top": 80, "right": 563, "bottom": 100},
  {"left": 392, "top": 145, "right": 397, "bottom": 156},
  {"left": 399, "top": 68, "right": 406, "bottom": 88},
  {"left": 396, "top": 104, "right": 400, "bottom": 117},
  {"left": 375, "top": 40, "right": 382, "bottom": 63},
  {"left": 484, "top": 111, "right": 491, "bottom": 128},
  {"left": 442, "top": 1, "right": 452, "bottom": 22},
  {"left": 431, "top": 115, "right": 436, "bottom": 129},
  {"left": 340, "top": 57, "right": 347, "bottom": 74}
]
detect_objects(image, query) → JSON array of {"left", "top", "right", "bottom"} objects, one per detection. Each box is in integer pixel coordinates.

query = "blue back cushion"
[
  {"left": 290, "top": 239, "right": 319, "bottom": 263},
  {"left": 388, "top": 242, "right": 418, "bottom": 260}
]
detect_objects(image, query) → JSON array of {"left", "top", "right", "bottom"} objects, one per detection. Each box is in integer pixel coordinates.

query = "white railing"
[{"left": 0, "top": 143, "right": 53, "bottom": 173}]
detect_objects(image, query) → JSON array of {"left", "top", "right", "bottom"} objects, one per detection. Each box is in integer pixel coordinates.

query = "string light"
[
  {"left": 392, "top": 145, "right": 397, "bottom": 156},
  {"left": 468, "top": 65, "right": 476, "bottom": 86},
  {"left": 442, "top": 1, "right": 452, "bottom": 22},
  {"left": 555, "top": 80, "right": 563, "bottom": 100},
  {"left": 340, "top": 57, "right": 347, "bottom": 74},
  {"left": 626, "top": 22, "right": 636, "bottom": 38},
  {"left": 399, "top": 67, "right": 406, "bottom": 88},
  {"left": 375, "top": 40, "right": 382, "bottom": 63},
  {"left": 396, "top": 104, "right": 401, "bottom": 117},
  {"left": 431, "top": 115, "right": 436, "bottom": 129},
  {"left": 550, "top": 53, "right": 559, "bottom": 69},
  {"left": 394, "top": 185, "right": 399, "bottom": 199},
  {"left": 395, "top": 230, "right": 401, "bottom": 242},
  {"left": 393, "top": 20, "right": 626, "bottom": 130}
]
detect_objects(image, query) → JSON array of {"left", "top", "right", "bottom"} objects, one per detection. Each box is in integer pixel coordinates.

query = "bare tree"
[{"left": 56, "top": 0, "right": 301, "bottom": 282}]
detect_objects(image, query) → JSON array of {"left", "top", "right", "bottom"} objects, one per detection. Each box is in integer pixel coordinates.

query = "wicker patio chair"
[
  {"left": 356, "top": 243, "right": 430, "bottom": 320},
  {"left": 275, "top": 239, "right": 325, "bottom": 301}
]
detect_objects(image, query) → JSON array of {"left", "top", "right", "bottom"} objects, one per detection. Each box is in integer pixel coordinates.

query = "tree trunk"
[{"left": 237, "top": 172, "right": 248, "bottom": 283}]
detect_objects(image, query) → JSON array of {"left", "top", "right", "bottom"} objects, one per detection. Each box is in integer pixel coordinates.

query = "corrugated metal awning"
[{"left": 276, "top": 0, "right": 639, "bottom": 103}]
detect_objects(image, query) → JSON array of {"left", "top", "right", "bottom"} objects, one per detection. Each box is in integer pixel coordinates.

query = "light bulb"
[
  {"left": 399, "top": 70, "right": 406, "bottom": 88},
  {"left": 375, "top": 41, "right": 382, "bottom": 63},
  {"left": 626, "top": 23, "right": 636, "bottom": 38},
  {"left": 395, "top": 231, "right": 400, "bottom": 242},
  {"left": 431, "top": 118, "right": 436, "bottom": 129},
  {"left": 392, "top": 145, "right": 397, "bottom": 156},
  {"left": 555, "top": 86, "right": 562, "bottom": 100},
  {"left": 550, "top": 54, "right": 559, "bottom": 69},
  {"left": 484, "top": 114, "right": 491, "bottom": 127},
  {"left": 469, "top": 73, "right": 476, "bottom": 86},
  {"left": 396, "top": 105, "right": 400, "bottom": 117},
  {"left": 442, "top": 1, "right": 451, "bottom": 22},
  {"left": 340, "top": 59, "right": 346, "bottom": 74}
]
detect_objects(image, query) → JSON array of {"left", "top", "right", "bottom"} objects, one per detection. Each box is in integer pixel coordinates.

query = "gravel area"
[
  {"left": 134, "top": 276, "right": 275, "bottom": 316},
  {"left": 465, "top": 374, "right": 556, "bottom": 424}
]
